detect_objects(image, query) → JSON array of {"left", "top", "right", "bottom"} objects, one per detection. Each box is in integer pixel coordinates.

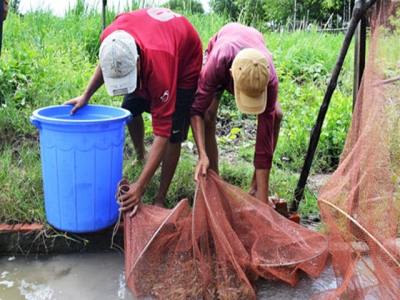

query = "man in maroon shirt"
[
  {"left": 190, "top": 23, "right": 282, "bottom": 208},
  {"left": 64, "top": 8, "right": 202, "bottom": 214}
]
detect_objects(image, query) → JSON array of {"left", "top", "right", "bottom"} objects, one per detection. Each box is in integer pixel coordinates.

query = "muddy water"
[
  {"left": 0, "top": 252, "right": 336, "bottom": 300},
  {"left": 0, "top": 252, "right": 130, "bottom": 300}
]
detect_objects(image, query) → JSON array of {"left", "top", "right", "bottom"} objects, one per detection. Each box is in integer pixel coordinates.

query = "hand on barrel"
[{"left": 63, "top": 95, "right": 88, "bottom": 115}]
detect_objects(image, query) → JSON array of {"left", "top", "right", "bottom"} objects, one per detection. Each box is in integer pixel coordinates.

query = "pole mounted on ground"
[{"left": 290, "top": 0, "right": 378, "bottom": 213}]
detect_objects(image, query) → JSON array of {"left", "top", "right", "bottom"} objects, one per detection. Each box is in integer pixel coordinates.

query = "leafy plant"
[{"left": 0, "top": 6, "right": 355, "bottom": 224}]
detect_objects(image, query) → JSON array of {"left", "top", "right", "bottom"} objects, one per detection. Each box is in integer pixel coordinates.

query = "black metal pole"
[
  {"left": 290, "top": 0, "right": 378, "bottom": 213},
  {"left": 353, "top": 14, "right": 367, "bottom": 111}
]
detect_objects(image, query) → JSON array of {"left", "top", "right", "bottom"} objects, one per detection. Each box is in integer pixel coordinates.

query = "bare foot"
[
  {"left": 267, "top": 196, "right": 281, "bottom": 209},
  {"left": 267, "top": 198, "right": 276, "bottom": 208},
  {"left": 123, "top": 156, "right": 147, "bottom": 174},
  {"left": 132, "top": 156, "right": 146, "bottom": 167}
]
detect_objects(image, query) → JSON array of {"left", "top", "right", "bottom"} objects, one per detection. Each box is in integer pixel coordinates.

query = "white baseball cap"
[{"left": 99, "top": 30, "right": 138, "bottom": 96}]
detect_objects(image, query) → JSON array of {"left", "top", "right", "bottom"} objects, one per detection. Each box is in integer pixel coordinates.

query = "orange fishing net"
[
  {"left": 121, "top": 170, "right": 328, "bottom": 299},
  {"left": 315, "top": 1, "right": 400, "bottom": 299}
]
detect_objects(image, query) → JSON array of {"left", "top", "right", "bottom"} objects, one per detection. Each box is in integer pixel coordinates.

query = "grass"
[
  {"left": 0, "top": 141, "right": 45, "bottom": 223},
  {"left": 0, "top": 5, "right": 355, "bottom": 224}
]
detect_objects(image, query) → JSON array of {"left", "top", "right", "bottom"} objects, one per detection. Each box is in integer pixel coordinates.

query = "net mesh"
[
  {"left": 122, "top": 170, "right": 328, "bottom": 299},
  {"left": 315, "top": 1, "right": 400, "bottom": 299}
]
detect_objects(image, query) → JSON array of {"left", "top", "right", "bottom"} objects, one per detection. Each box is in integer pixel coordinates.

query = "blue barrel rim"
[{"left": 31, "top": 104, "right": 132, "bottom": 125}]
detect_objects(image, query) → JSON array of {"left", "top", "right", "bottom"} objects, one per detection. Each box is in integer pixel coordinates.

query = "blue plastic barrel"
[{"left": 30, "top": 105, "right": 132, "bottom": 233}]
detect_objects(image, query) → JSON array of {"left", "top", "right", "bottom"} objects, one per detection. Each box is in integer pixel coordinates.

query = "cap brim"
[
  {"left": 234, "top": 86, "right": 267, "bottom": 115},
  {"left": 103, "top": 68, "right": 137, "bottom": 96}
]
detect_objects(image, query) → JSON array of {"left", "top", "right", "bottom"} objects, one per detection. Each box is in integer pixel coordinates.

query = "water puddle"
[
  {"left": 0, "top": 252, "right": 130, "bottom": 300},
  {"left": 0, "top": 252, "right": 337, "bottom": 299}
]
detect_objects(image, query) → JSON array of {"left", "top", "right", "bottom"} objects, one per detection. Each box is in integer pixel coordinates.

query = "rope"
[{"left": 110, "top": 180, "right": 131, "bottom": 252}]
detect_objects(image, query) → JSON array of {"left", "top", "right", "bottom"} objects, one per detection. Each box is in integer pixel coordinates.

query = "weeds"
[{"left": 0, "top": 6, "right": 354, "bottom": 224}]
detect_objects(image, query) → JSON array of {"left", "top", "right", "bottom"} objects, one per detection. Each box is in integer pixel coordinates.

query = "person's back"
[
  {"left": 101, "top": 8, "right": 202, "bottom": 138},
  {"left": 101, "top": 8, "right": 201, "bottom": 92},
  {"left": 191, "top": 22, "right": 278, "bottom": 117}
]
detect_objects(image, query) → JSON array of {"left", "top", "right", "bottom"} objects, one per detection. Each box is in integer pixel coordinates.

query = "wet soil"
[{"left": 0, "top": 225, "right": 124, "bottom": 255}]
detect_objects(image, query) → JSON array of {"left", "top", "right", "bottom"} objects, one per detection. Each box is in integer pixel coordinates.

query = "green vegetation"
[
  {"left": 0, "top": 3, "right": 355, "bottom": 225},
  {"left": 209, "top": 0, "right": 352, "bottom": 29}
]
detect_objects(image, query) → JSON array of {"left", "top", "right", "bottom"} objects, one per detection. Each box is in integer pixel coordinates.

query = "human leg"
[
  {"left": 122, "top": 93, "right": 150, "bottom": 162},
  {"left": 249, "top": 98, "right": 283, "bottom": 207},
  {"left": 127, "top": 115, "right": 146, "bottom": 162},
  {"left": 153, "top": 142, "right": 181, "bottom": 207},
  {"left": 153, "top": 88, "right": 196, "bottom": 207}
]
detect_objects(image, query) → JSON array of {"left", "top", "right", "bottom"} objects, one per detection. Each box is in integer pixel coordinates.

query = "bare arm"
[
  {"left": 63, "top": 64, "right": 105, "bottom": 114},
  {"left": 117, "top": 135, "right": 169, "bottom": 214},
  {"left": 190, "top": 115, "right": 210, "bottom": 182}
]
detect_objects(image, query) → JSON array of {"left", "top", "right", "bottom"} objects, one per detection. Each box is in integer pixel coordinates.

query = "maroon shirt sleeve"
[{"left": 254, "top": 73, "right": 278, "bottom": 169}]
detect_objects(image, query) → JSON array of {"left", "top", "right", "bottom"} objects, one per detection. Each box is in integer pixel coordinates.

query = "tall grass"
[{"left": 0, "top": 4, "right": 354, "bottom": 223}]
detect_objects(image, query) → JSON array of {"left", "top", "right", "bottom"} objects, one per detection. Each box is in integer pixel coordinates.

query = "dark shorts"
[{"left": 121, "top": 88, "right": 196, "bottom": 143}]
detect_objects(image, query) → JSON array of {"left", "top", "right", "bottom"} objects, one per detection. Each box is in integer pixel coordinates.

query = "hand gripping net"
[{"left": 120, "top": 170, "right": 328, "bottom": 299}]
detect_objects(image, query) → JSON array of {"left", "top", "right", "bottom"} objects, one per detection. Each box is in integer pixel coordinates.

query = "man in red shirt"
[
  {"left": 190, "top": 23, "right": 282, "bottom": 208},
  {"left": 64, "top": 8, "right": 202, "bottom": 213}
]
